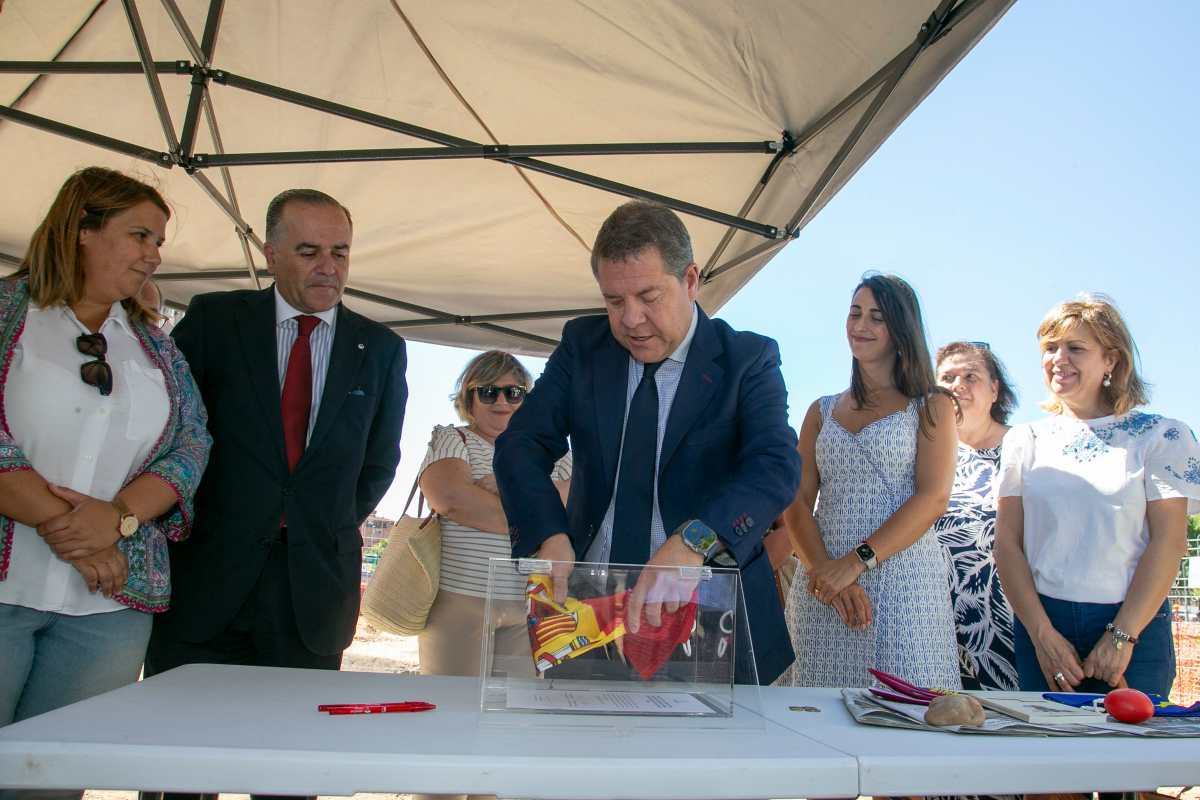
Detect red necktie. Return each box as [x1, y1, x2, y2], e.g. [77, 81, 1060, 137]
[281, 315, 319, 472]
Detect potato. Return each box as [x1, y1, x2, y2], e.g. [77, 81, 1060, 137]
[924, 694, 986, 728]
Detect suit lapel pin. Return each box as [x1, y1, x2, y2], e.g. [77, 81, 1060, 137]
[357, 343, 365, 350]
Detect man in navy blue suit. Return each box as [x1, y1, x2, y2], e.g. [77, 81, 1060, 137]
[494, 201, 800, 685]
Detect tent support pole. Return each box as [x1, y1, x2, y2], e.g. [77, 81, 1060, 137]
[705, 0, 968, 283]
[175, 0, 225, 160]
[0, 104, 171, 165]
[121, 0, 182, 157]
[192, 139, 776, 168]
[0, 61, 182, 74]
[211, 70, 783, 240]
[702, 0, 983, 281]
[159, 0, 207, 65]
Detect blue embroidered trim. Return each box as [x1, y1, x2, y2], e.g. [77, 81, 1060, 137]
[1165, 457, 1200, 486]
[1061, 412, 1163, 463]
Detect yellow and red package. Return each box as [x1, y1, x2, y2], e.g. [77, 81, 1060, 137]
[525, 573, 699, 680]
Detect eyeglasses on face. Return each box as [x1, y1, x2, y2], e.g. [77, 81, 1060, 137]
[474, 384, 527, 405]
[76, 332, 113, 396]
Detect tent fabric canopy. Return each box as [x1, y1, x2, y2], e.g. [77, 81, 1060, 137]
[0, 0, 1012, 355]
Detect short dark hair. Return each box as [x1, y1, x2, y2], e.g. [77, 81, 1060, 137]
[935, 341, 1019, 424]
[590, 201, 693, 278]
[265, 188, 352, 243]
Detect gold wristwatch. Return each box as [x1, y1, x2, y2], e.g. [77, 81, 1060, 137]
[112, 496, 139, 538]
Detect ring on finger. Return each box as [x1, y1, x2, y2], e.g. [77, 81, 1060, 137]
[1053, 671, 1066, 684]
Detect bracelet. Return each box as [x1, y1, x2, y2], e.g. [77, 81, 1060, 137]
[1105, 622, 1138, 651]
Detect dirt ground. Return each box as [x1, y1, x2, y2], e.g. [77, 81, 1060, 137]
[79, 619, 1200, 800]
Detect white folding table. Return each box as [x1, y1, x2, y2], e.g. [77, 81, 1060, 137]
[0, 664, 856, 799]
[761, 687, 1200, 796]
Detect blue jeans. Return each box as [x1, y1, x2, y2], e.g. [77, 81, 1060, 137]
[1013, 593, 1176, 697]
[0, 603, 152, 800]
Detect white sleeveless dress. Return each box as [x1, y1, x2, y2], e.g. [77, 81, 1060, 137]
[777, 394, 961, 689]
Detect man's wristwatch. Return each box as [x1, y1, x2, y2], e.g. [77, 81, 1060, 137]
[677, 519, 721, 561]
[854, 541, 878, 570]
[112, 497, 139, 539]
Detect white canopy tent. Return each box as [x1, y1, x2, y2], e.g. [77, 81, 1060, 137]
[0, 0, 1013, 354]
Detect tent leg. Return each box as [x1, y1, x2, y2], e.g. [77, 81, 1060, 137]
[121, 0, 181, 157]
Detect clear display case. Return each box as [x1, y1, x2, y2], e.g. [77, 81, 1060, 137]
[480, 558, 756, 719]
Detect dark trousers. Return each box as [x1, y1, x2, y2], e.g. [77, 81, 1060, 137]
[1013, 593, 1176, 696]
[142, 543, 341, 800]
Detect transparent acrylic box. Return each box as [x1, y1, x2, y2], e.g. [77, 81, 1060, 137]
[480, 558, 756, 719]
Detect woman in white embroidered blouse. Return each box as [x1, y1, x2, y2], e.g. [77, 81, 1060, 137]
[995, 295, 1199, 697]
[417, 351, 571, 687]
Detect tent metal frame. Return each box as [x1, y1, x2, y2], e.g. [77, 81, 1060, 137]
[0, 0, 983, 349]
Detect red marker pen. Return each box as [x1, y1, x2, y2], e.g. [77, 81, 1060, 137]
[318, 701, 436, 715]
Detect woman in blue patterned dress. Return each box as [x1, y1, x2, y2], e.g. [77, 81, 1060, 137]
[934, 341, 1019, 691]
[996, 295, 1199, 696]
[778, 273, 960, 689]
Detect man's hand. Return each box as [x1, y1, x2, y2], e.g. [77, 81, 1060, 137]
[38, 485, 121, 560]
[71, 544, 129, 598]
[535, 533, 576, 603]
[626, 534, 703, 634]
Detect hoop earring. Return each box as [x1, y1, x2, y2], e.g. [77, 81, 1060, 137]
[1103, 372, 1112, 388]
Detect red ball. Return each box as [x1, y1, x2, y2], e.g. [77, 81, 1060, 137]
[1105, 688, 1155, 724]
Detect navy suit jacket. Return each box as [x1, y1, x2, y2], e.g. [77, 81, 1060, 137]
[162, 287, 408, 655]
[494, 309, 800, 684]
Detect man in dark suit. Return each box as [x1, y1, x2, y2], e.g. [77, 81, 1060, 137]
[146, 189, 407, 677]
[494, 201, 800, 685]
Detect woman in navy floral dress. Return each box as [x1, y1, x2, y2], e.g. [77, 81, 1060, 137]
[934, 342, 1019, 690]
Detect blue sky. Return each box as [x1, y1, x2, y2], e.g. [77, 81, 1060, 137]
[375, 3, 1199, 519]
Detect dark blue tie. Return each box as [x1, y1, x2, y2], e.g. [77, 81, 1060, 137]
[610, 360, 663, 565]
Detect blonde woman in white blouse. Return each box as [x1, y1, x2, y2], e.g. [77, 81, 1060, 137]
[995, 296, 1198, 696]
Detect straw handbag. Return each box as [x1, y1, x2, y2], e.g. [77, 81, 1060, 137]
[361, 476, 443, 636]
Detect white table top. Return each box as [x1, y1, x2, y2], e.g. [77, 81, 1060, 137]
[4, 665, 1199, 797]
[761, 687, 1200, 796]
[0, 664, 857, 798]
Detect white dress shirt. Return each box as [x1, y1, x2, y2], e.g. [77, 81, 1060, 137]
[274, 289, 337, 441]
[0, 302, 169, 614]
[586, 305, 699, 563]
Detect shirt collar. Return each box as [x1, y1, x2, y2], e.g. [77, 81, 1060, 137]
[667, 303, 699, 365]
[63, 300, 134, 338]
[274, 287, 337, 328]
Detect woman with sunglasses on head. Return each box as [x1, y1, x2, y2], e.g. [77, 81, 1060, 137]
[995, 296, 1197, 697]
[417, 351, 572, 686]
[933, 341, 1019, 691]
[0, 168, 210, 750]
[778, 273, 960, 689]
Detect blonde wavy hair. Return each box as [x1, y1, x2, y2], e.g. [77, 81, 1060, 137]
[1037, 294, 1149, 416]
[451, 350, 533, 423]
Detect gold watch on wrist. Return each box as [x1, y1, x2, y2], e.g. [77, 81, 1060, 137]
[112, 496, 139, 538]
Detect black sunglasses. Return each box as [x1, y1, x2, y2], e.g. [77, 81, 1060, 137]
[76, 332, 113, 396]
[474, 384, 526, 405]
[966, 340, 991, 351]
